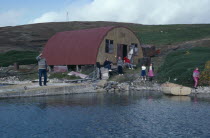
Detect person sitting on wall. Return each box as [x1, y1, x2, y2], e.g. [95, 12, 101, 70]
[123, 56, 134, 70]
[103, 58, 112, 71]
[36, 53, 48, 86]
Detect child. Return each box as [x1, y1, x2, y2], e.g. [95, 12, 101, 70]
[148, 63, 154, 81]
[141, 64, 146, 80]
[193, 67, 200, 89]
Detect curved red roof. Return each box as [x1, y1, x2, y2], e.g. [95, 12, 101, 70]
[43, 26, 118, 65]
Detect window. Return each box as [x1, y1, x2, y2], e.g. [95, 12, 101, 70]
[130, 43, 138, 56]
[105, 39, 114, 53]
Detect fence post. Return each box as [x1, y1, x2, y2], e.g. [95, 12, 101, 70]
[14, 62, 19, 70]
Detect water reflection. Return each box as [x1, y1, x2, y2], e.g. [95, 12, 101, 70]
[0, 91, 164, 108]
[163, 95, 191, 102]
[1, 91, 210, 108]
[0, 91, 210, 137]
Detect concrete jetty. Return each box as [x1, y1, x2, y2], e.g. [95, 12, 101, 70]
[0, 80, 209, 99]
[0, 82, 101, 98]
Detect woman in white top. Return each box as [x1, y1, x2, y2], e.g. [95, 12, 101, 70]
[141, 64, 147, 80]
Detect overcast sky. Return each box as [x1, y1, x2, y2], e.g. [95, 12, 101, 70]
[1, 0, 210, 27]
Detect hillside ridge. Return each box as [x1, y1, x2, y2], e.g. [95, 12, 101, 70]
[0, 21, 210, 53]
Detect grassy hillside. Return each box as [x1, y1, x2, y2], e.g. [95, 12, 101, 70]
[130, 24, 210, 45]
[156, 47, 210, 86]
[1, 22, 210, 53]
[0, 22, 210, 69]
[0, 51, 39, 67]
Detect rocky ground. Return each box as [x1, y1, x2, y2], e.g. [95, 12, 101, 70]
[1, 74, 210, 98]
[192, 86, 210, 94]
[95, 78, 210, 94]
[1, 63, 209, 97]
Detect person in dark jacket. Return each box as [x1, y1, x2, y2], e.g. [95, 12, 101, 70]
[36, 53, 47, 86]
[117, 56, 124, 75]
[103, 58, 112, 71]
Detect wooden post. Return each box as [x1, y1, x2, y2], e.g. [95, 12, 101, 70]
[14, 62, 19, 70]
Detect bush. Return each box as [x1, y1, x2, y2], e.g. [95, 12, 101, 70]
[109, 74, 137, 83]
[200, 61, 210, 86]
[157, 47, 210, 86]
[0, 50, 39, 67]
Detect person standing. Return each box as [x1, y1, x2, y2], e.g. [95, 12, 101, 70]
[117, 56, 124, 75]
[193, 67, 200, 89]
[141, 64, 147, 80]
[148, 63, 154, 81]
[96, 62, 101, 80]
[36, 53, 47, 86]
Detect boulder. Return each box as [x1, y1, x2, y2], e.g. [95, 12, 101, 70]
[161, 82, 191, 95]
[118, 83, 130, 91]
[100, 67, 109, 80]
[97, 80, 107, 88]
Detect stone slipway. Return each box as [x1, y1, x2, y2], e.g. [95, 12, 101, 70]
[0, 83, 103, 98]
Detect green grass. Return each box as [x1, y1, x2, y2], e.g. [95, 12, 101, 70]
[108, 68, 140, 82]
[157, 47, 210, 86]
[129, 24, 210, 45]
[0, 50, 39, 67]
[49, 72, 81, 80]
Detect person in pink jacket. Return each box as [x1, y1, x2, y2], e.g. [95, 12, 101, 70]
[193, 67, 200, 89]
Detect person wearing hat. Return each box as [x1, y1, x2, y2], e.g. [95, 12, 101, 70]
[36, 53, 48, 86]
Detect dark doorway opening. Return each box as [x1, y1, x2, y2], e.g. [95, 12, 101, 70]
[123, 45, 127, 58]
[117, 44, 128, 60]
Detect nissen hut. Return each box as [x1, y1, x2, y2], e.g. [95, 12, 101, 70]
[43, 26, 143, 67]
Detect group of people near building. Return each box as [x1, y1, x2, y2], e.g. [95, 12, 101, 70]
[103, 56, 134, 76]
[103, 57, 155, 80]
[36, 53, 200, 89]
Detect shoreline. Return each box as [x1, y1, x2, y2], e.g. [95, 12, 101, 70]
[0, 80, 210, 99]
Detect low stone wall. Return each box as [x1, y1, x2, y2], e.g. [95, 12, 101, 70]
[97, 79, 162, 92]
[0, 83, 101, 98]
[0, 79, 209, 99]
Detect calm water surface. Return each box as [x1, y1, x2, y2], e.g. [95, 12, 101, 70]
[0, 91, 210, 138]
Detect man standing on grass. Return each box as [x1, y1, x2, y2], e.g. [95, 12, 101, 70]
[36, 53, 47, 86]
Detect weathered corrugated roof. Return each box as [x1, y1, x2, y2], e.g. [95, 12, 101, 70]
[43, 26, 116, 65]
[44, 26, 133, 65]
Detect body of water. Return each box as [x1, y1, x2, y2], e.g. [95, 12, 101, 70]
[0, 91, 210, 137]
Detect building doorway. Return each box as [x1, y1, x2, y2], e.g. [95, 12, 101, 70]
[117, 44, 127, 59]
[123, 45, 127, 58]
